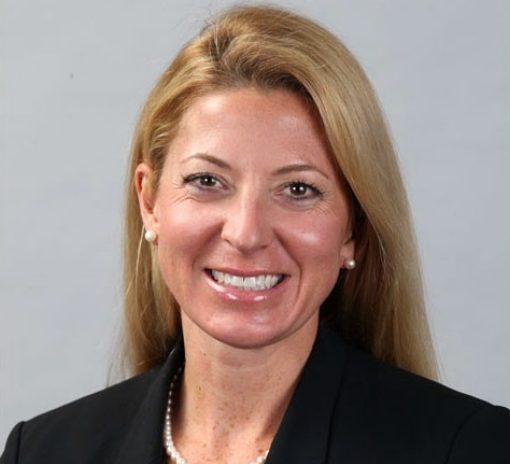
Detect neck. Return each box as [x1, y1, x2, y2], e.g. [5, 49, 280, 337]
[172, 315, 318, 462]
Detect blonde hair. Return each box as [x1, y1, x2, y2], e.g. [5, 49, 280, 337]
[122, 5, 437, 379]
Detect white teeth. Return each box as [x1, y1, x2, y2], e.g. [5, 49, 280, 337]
[244, 277, 256, 290]
[232, 275, 243, 287]
[211, 270, 283, 291]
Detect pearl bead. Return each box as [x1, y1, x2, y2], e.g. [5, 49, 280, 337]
[144, 229, 156, 242]
[163, 365, 269, 464]
[345, 258, 356, 270]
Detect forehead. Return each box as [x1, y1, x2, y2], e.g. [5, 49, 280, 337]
[168, 88, 335, 170]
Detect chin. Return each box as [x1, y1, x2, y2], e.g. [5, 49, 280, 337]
[202, 314, 318, 351]
[206, 325, 284, 350]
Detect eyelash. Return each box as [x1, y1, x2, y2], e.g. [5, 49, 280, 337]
[283, 180, 324, 200]
[182, 172, 224, 190]
[182, 173, 324, 200]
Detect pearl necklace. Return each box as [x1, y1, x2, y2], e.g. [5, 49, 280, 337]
[164, 367, 270, 464]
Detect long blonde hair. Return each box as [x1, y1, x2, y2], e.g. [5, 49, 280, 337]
[122, 5, 437, 379]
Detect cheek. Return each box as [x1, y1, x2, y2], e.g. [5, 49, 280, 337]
[155, 201, 219, 274]
[282, 214, 346, 261]
[280, 213, 346, 293]
[279, 215, 344, 309]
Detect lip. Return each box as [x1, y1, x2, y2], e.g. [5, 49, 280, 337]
[204, 268, 289, 303]
[207, 267, 284, 278]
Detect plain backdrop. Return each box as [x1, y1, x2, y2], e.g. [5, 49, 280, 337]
[1, 0, 509, 445]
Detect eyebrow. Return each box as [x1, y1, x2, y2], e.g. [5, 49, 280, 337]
[180, 153, 232, 169]
[181, 153, 330, 180]
[273, 163, 330, 180]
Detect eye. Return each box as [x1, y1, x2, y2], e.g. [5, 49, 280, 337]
[182, 172, 225, 192]
[283, 181, 323, 200]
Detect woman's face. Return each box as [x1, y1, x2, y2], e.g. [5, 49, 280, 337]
[136, 88, 354, 349]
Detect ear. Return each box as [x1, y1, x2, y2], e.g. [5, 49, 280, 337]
[134, 162, 159, 237]
[339, 234, 356, 269]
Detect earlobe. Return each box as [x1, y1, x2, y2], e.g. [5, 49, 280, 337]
[135, 163, 158, 235]
[339, 235, 356, 269]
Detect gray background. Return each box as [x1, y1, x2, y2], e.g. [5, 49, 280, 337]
[1, 0, 509, 445]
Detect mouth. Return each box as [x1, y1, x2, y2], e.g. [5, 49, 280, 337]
[207, 269, 286, 291]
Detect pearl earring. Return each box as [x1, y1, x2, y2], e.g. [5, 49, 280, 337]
[345, 258, 356, 270]
[144, 229, 156, 243]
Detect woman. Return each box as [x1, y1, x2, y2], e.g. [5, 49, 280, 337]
[2, 5, 508, 464]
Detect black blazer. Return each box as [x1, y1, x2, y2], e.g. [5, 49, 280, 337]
[2, 326, 509, 463]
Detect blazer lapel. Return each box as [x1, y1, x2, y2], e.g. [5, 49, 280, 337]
[266, 326, 347, 464]
[113, 326, 346, 464]
[114, 342, 184, 464]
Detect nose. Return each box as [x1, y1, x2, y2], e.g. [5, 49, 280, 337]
[221, 193, 274, 254]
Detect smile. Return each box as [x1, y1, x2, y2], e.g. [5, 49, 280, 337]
[209, 270, 285, 291]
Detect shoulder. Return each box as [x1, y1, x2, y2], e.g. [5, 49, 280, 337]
[0, 367, 161, 464]
[342, 342, 485, 414]
[26, 366, 160, 434]
[330, 341, 510, 463]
